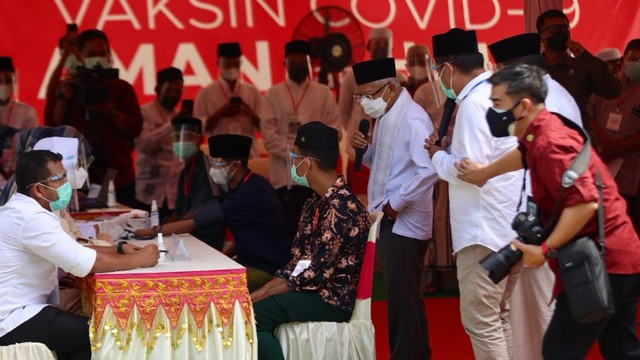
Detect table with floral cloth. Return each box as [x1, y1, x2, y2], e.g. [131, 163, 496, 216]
[80, 235, 256, 359]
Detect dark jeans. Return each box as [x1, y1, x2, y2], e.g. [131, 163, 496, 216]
[622, 193, 639, 234]
[543, 273, 640, 359]
[254, 292, 351, 360]
[0, 305, 90, 360]
[378, 217, 431, 360]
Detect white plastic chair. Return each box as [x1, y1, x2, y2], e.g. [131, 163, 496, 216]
[275, 211, 383, 360]
[0, 342, 56, 360]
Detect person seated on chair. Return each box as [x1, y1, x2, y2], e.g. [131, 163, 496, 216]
[250, 121, 371, 360]
[170, 115, 225, 250]
[135, 134, 291, 292]
[0, 150, 159, 359]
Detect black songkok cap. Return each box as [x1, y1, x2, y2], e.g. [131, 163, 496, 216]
[171, 116, 202, 134]
[156, 67, 183, 85]
[0, 57, 15, 72]
[624, 39, 640, 55]
[208, 134, 252, 160]
[432, 28, 479, 59]
[285, 40, 311, 57]
[489, 33, 541, 64]
[295, 122, 338, 150]
[352, 58, 396, 85]
[217, 42, 242, 58]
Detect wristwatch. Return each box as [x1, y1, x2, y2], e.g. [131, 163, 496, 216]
[540, 242, 557, 259]
[117, 241, 128, 255]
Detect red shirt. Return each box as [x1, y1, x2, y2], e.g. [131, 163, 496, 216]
[518, 109, 640, 295]
[44, 78, 143, 188]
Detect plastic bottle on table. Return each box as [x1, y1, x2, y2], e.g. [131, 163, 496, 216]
[150, 200, 159, 228]
[107, 180, 116, 207]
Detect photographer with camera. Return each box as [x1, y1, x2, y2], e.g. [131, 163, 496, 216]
[44, 29, 143, 208]
[486, 64, 640, 359]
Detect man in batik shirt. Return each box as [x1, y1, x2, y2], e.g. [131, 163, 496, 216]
[251, 121, 371, 360]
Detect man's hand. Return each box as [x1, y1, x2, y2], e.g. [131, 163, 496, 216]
[134, 244, 160, 267]
[383, 202, 398, 221]
[511, 240, 546, 268]
[423, 130, 450, 158]
[250, 287, 269, 303]
[567, 39, 585, 57]
[351, 130, 368, 150]
[455, 158, 490, 187]
[122, 243, 142, 255]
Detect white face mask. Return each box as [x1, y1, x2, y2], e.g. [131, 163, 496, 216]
[220, 68, 239, 81]
[0, 84, 13, 102]
[359, 85, 390, 118]
[623, 61, 640, 81]
[84, 56, 112, 69]
[64, 55, 82, 75]
[209, 163, 236, 193]
[408, 66, 428, 82]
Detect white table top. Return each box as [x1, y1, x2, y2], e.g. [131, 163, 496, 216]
[98, 234, 244, 276]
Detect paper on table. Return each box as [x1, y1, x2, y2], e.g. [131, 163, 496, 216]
[607, 158, 623, 178]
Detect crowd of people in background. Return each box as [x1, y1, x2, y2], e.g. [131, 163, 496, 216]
[0, 7, 639, 360]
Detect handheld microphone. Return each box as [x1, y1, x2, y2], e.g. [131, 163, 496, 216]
[353, 119, 370, 172]
[436, 98, 456, 146]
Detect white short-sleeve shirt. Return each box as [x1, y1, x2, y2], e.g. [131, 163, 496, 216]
[0, 193, 96, 337]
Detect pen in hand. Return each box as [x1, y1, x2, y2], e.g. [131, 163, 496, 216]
[133, 248, 169, 253]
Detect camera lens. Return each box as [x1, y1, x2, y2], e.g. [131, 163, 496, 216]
[480, 242, 523, 284]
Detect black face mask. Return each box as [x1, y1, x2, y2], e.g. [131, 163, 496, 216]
[546, 31, 569, 53]
[287, 65, 309, 84]
[159, 96, 180, 111]
[371, 46, 389, 60]
[486, 101, 521, 138]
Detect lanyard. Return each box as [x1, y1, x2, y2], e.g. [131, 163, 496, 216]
[183, 156, 197, 197]
[285, 80, 311, 116]
[616, 83, 640, 110]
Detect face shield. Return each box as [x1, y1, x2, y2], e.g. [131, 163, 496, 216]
[426, 55, 444, 109]
[172, 123, 201, 160]
[33, 136, 91, 212]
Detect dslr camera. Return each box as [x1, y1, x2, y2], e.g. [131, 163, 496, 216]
[74, 64, 119, 106]
[480, 212, 547, 284]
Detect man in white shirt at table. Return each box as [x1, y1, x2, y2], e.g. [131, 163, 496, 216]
[0, 150, 160, 359]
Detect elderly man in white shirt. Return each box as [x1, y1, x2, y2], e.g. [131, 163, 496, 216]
[351, 57, 438, 360]
[0, 150, 159, 359]
[424, 29, 523, 360]
[194, 42, 262, 158]
[136, 67, 185, 217]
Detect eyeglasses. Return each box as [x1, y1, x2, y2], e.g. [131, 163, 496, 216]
[26, 172, 67, 188]
[353, 82, 390, 103]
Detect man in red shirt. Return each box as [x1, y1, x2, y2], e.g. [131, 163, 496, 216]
[486, 64, 640, 359]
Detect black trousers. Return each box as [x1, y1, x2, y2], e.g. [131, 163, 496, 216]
[378, 217, 431, 360]
[0, 306, 91, 360]
[543, 273, 640, 359]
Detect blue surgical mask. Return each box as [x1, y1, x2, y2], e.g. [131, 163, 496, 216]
[173, 142, 197, 160]
[290, 158, 310, 188]
[40, 181, 73, 211]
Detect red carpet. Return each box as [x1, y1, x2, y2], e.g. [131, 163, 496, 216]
[371, 298, 610, 360]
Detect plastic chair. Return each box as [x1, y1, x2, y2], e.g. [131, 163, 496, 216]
[275, 211, 383, 360]
[0, 342, 56, 360]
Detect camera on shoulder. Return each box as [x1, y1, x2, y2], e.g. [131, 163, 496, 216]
[480, 212, 547, 284]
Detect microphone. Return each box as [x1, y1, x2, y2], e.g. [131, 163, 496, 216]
[354, 119, 370, 172]
[436, 98, 456, 146]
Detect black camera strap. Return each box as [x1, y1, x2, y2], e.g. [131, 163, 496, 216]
[546, 113, 605, 255]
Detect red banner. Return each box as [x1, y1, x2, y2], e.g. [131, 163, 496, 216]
[1, 0, 638, 121]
